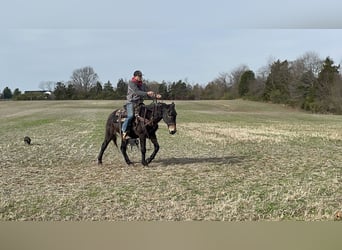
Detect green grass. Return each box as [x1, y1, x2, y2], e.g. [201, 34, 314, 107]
[0, 99, 341, 221]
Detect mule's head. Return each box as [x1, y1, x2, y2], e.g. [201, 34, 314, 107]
[162, 102, 177, 134]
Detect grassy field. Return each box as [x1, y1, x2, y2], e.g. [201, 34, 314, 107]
[0, 99, 341, 221]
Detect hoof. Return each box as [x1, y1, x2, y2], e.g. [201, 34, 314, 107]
[97, 160, 102, 165]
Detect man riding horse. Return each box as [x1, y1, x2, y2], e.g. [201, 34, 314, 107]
[97, 70, 177, 166]
[121, 70, 161, 140]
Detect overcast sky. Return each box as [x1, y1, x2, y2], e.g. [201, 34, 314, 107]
[1, 0, 342, 91]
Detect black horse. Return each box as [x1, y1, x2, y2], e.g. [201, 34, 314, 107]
[97, 101, 177, 166]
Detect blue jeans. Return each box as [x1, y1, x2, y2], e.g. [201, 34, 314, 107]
[121, 102, 134, 133]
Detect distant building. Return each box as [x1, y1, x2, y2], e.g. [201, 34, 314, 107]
[24, 90, 46, 95]
[24, 90, 53, 100]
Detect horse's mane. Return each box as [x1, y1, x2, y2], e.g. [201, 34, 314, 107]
[144, 101, 165, 111]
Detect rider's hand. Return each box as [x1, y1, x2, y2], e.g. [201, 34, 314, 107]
[147, 91, 154, 97]
[147, 91, 162, 99]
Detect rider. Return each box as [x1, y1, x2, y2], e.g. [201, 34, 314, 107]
[121, 70, 161, 140]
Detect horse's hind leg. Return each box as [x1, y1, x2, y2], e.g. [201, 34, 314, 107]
[97, 138, 111, 164]
[120, 140, 133, 165]
[98, 128, 117, 165]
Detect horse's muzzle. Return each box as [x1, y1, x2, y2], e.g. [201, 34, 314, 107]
[168, 124, 177, 134]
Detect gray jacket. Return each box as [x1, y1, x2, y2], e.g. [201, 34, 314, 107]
[126, 80, 148, 104]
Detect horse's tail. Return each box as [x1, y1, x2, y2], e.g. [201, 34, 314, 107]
[107, 109, 121, 148]
[113, 132, 118, 148]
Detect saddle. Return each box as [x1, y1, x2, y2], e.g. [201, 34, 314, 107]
[116, 109, 127, 123]
[116, 103, 146, 123]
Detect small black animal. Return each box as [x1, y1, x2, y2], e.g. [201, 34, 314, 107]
[24, 136, 31, 145]
[127, 138, 139, 151]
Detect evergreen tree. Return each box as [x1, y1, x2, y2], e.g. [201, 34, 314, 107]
[2, 87, 13, 99]
[263, 60, 292, 103]
[103, 81, 114, 99]
[169, 80, 189, 100]
[298, 71, 317, 111]
[191, 84, 204, 100]
[239, 70, 255, 97]
[67, 83, 77, 99]
[12, 88, 21, 100]
[315, 57, 341, 112]
[115, 79, 127, 99]
[89, 81, 103, 99]
[158, 81, 169, 99]
[316, 57, 340, 99]
[54, 82, 68, 100]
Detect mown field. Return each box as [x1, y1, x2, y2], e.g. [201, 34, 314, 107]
[0, 99, 341, 221]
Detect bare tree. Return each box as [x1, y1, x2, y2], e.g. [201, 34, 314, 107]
[39, 81, 56, 91]
[227, 64, 249, 98]
[296, 51, 323, 76]
[214, 72, 231, 87]
[229, 64, 249, 87]
[70, 66, 99, 92]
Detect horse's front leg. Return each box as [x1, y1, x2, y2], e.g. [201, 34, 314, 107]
[120, 140, 133, 165]
[146, 135, 159, 164]
[139, 137, 148, 166]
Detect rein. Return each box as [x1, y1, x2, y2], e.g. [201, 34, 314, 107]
[136, 102, 161, 134]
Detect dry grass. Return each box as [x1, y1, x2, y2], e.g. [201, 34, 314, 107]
[0, 100, 341, 221]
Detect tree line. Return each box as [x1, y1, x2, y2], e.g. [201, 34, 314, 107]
[1, 52, 342, 114]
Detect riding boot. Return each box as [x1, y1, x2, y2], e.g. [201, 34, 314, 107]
[122, 132, 130, 140]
